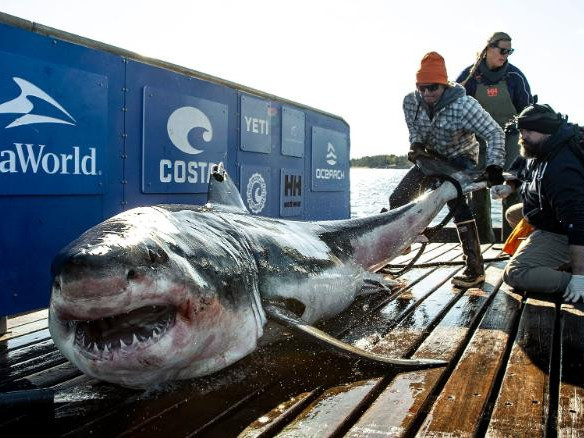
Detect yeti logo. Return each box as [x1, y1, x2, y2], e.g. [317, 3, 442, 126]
[166, 106, 213, 155]
[0, 77, 76, 129]
[246, 172, 267, 214]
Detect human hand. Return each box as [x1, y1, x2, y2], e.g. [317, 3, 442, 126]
[563, 274, 584, 303]
[407, 142, 427, 163]
[485, 165, 504, 187]
[490, 184, 513, 200]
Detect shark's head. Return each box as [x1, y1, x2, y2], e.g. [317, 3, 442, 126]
[49, 206, 265, 388]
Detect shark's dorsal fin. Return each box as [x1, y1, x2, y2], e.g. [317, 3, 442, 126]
[263, 303, 447, 369]
[206, 163, 249, 213]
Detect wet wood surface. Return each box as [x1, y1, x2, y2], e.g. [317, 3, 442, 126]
[1, 243, 583, 437]
[558, 303, 584, 436]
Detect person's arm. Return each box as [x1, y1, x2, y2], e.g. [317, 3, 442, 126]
[546, 160, 584, 270]
[456, 66, 474, 94]
[547, 158, 584, 302]
[570, 245, 584, 275]
[508, 66, 533, 112]
[563, 245, 584, 302]
[403, 93, 424, 144]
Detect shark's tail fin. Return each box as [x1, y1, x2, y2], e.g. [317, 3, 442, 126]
[414, 155, 487, 196]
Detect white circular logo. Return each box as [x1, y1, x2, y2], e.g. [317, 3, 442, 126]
[246, 173, 267, 214]
[166, 106, 213, 155]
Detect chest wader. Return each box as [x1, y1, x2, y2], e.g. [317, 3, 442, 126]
[471, 80, 518, 243]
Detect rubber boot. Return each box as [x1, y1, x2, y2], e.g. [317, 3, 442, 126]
[452, 219, 486, 287]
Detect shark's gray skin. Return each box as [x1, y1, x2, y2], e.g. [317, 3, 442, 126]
[49, 158, 486, 388]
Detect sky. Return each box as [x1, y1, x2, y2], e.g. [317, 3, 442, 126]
[2, 0, 583, 159]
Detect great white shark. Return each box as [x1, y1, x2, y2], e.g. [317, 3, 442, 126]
[49, 158, 488, 388]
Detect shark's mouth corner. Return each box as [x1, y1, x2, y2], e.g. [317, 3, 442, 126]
[63, 305, 177, 360]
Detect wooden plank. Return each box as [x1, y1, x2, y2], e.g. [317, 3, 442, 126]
[346, 263, 508, 437]
[7, 309, 48, 329]
[342, 264, 461, 345]
[416, 284, 523, 436]
[320, 243, 463, 339]
[1, 328, 52, 352]
[486, 297, 555, 437]
[276, 379, 381, 437]
[0, 339, 56, 372]
[558, 303, 584, 436]
[12, 361, 82, 388]
[237, 389, 319, 438]
[0, 350, 67, 387]
[386, 242, 449, 267]
[0, 319, 48, 341]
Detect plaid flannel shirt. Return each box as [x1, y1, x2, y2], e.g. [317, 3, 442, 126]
[403, 88, 505, 168]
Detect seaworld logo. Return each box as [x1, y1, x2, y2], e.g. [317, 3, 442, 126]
[159, 105, 216, 184]
[0, 77, 99, 177]
[0, 77, 76, 128]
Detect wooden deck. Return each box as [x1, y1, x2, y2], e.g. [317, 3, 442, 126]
[1, 243, 583, 437]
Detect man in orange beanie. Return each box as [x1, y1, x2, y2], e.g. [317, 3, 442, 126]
[389, 51, 506, 288]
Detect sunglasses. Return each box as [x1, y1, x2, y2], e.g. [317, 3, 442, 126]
[490, 45, 514, 56]
[418, 84, 441, 93]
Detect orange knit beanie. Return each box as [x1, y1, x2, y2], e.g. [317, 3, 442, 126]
[416, 52, 448, 85]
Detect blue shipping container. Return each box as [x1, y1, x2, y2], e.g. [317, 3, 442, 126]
[0, 12, 350, 317]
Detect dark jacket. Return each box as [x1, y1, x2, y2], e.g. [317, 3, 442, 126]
[520, 123, 584, 245]
[457, 61, 532, 113]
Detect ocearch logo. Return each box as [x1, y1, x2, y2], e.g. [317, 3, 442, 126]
[315, 141, 344, 181]
[166, 106, 213, 155]
[326, 142, 337, 166]
[0, 77, 76, 128]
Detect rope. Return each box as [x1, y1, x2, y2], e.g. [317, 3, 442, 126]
[379, 255, 510, 274]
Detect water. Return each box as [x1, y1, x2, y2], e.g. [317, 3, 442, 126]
[349, 167, 502, 226]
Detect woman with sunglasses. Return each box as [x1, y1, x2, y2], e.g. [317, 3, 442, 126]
[457, 32, 533, 243]
[390, 51, 505, 288]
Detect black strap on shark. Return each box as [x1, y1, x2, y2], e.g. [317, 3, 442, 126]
[263, 303, 447, 369]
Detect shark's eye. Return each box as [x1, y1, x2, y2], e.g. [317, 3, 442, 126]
[127, 269, 138, 281]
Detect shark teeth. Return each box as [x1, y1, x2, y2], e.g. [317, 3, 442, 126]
[71, 305, 176, 359]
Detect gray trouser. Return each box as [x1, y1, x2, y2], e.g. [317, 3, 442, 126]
[504, 229, 572, 293]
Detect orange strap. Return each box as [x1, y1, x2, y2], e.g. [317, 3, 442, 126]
[502, 218, 534, 255]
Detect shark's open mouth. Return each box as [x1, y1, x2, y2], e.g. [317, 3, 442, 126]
[71, 305, 176, 356]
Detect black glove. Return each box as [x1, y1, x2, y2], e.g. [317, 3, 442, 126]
[485, 165, 504, 187]
[407, 142, 426, 163]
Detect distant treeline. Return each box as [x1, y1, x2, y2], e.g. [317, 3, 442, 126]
[350, 154, 412, 168]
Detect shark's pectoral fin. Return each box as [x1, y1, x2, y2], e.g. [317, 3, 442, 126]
[263, 303, 447, 369]
[361, 272, 401, 295]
